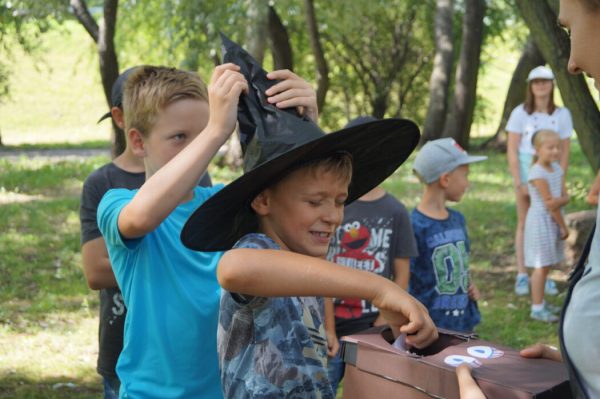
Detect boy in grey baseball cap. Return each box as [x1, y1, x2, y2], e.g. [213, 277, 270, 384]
[408, 137, 487, 334]
[412, 137, 487, 184]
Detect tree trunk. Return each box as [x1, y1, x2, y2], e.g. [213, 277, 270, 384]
[304, 0, 329, 112]
[245, 0, 269, 64]
[72, 0, 122, 158]
[441, 0, 486, 149]
[70, 0, 99, 41]
[99, 0, 122, 157]
[481, 36, 544, 150]
[422, 0, 454, 145]
[268, 6, 293, 71]
[516, 0, 600, 170]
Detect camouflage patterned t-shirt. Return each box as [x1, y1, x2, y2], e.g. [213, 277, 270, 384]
[217, 233, 334, 398]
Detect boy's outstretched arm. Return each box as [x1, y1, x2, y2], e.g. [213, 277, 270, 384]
[218, 249, 438, 348]
[118, 64, 248, 239]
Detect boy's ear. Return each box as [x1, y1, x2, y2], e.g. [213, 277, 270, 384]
[438, 172, 450, 188]
[110, 107, 125, 130]
[250, 191, 271, 216]
[128, 129, 146, 158]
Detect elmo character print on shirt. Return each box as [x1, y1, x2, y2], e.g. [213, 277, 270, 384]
[328, 218, 395, 320]
[333, 221, 382, 272]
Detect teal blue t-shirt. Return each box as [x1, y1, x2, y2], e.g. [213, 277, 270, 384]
[98, 185, 224, 399]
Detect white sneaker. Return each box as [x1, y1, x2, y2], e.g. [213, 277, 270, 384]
[530, 308, 559, 323]
[515, 274, 529, 296]
[545, 279, 559, 296]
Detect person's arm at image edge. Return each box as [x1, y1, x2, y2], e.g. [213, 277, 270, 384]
[218, 248, 438, 348]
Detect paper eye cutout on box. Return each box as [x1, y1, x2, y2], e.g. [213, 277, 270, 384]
[467, 346, 504, 359]
[444, 355, 482, 368]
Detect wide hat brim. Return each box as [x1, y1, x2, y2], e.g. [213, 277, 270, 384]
[181, 118, 419, 252]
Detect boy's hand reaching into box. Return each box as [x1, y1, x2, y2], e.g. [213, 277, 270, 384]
[374, 281, 438, 349]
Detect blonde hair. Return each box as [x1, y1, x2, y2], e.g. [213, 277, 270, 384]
[531, 129, 560, 163]
[264, 152, 354, 194]
[297, 152, 354, 187]
[123, 66, 208, 136]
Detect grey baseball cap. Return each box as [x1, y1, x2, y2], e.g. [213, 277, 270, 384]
[97, 66, 139, 123]
[413, 138, 487, 183]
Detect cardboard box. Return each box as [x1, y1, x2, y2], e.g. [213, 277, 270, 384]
[341, 327, 571, 399]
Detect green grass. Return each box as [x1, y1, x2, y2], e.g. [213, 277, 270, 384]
[1, 140, 595, 398]
[0, 141, 110, 152]
[0, 155, 107, 398]
[0, 21, 112, 146]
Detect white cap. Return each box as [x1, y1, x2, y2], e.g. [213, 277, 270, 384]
[527, 66, 555, 82]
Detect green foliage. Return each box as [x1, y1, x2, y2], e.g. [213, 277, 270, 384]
[0, 1, 69, 101]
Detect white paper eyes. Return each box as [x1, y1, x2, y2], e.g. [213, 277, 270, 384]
[467, 346, 504, 359]
[444, 355, 482, 368]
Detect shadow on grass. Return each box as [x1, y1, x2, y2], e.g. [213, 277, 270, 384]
[0, 197, 96, 329]
[0, 372, 101, 399]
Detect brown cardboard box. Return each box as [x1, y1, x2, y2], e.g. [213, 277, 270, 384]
[341, 327, 571, 399]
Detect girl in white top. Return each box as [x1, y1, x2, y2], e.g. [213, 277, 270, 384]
[524, 130, 569, 322]
[506, 65, 573, 297]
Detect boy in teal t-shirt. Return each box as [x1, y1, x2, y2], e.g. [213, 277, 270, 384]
[97, 64, 316, 398]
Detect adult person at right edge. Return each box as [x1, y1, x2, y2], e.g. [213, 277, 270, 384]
[506, 65, 573, 297]
[458, 1, 600, 398]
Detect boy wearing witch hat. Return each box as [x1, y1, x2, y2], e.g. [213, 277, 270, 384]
[181, 36, 437, 398]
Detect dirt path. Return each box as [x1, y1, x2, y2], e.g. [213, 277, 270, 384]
[0, 148, 110, 161]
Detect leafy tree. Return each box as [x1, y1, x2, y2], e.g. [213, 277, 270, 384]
[422, 0, 454, 144]
[318, 0, 434, 123]
[0, 0, 68, 145]
[441, 0, 486, 148]
[71, 0, 123, 156]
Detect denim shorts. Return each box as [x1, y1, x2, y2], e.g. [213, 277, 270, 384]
[518, 152, 534, 184]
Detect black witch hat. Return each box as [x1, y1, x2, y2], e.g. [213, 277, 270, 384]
[181, 34, 420, 252]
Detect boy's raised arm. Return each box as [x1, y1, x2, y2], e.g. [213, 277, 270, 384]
[118, 64, 248, 239]
[218, 248, 438, 348]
